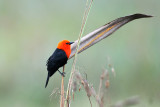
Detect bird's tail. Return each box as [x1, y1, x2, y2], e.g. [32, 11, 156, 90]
[45, 73, 50, 88]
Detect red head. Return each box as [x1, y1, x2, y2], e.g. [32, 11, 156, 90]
[57, 40, 74, 58]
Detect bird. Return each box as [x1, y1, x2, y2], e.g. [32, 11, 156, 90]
[45, 40, 74, 88]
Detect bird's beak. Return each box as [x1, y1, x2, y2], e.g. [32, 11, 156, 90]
[69, 42, 74, 45]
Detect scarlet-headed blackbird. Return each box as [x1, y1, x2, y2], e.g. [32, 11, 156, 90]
[45, 40, 74, 88]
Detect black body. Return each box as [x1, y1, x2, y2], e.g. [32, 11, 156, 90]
[45, 48, 68, 88]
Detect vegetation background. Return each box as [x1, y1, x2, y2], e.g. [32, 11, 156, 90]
[0, 0, 159, 107]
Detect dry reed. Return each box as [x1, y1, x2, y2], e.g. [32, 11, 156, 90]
[49, 1, 152, 106]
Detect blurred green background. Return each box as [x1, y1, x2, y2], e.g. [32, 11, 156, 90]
[0, 0, 159, 107]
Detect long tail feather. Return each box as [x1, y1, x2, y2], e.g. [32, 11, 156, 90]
[45, 73, 50, 88]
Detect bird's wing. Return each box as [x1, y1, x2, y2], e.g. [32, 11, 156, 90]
[47, 49, 68, 67]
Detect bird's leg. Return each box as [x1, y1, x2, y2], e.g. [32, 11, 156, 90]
[58, 69, 65, 77]
[63, 65, 65, 73]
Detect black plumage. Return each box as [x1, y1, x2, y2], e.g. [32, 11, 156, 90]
[45, 48, 68, 88]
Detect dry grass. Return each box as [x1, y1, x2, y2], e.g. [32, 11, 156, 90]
[50, 63, 140, 107]
[111, 96, 140, 107]
[49, 1, 152, 106]
[73, 62, 113, 107]
[60, 66, 65, 107]
[64, 0, 93, 107]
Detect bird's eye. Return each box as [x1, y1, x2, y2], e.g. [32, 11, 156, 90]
[66, 43, 69, 45]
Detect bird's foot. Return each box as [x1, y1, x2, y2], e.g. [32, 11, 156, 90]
[58, 70, 66, 77]
[60, 72, 66, 77]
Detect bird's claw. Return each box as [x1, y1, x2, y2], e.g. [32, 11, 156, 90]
[61, 72, 66, 77]
[58, 70, 66, 77]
